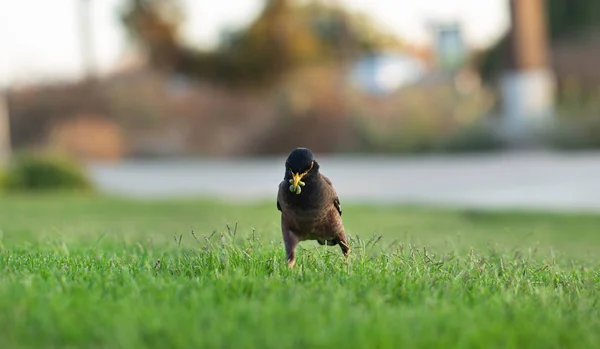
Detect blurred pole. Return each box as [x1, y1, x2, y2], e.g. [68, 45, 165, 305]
[0, 89, 11, 165]
[79, 0, 96, 81]
[0, 16, 12, 165]
[500, 0, 555, 147]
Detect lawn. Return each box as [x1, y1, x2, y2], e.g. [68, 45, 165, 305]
[0, 195, 599, 348]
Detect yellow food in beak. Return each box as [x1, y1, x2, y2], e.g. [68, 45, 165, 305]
[289, 172, 306, 194]
[288, 161, 313, 195]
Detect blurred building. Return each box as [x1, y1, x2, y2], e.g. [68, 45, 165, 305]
[349, 51, 427, 95]
[430, 21, 467, 71]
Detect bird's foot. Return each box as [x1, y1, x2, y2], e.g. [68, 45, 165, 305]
[287, 258, 296, 269]
[339, 240, 351, 259]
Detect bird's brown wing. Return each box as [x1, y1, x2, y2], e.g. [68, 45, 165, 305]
[334, 197, 342, 216]
[322, 175, 342, 216]
[277, 180, 285, 212]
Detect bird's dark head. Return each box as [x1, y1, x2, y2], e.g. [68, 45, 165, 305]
[284, 147, 320, 194]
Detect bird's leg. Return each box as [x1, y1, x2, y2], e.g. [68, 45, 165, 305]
[282, 229, 299, 268]
[337, 231, 351, 260]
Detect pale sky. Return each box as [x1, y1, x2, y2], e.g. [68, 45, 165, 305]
[0, 0, 509, 86]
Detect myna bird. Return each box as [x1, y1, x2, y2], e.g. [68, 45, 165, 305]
[276, 147, 350, 268]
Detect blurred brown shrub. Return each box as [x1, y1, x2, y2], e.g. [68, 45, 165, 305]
[347, 71, 498, 153]
[47, 116, 126, 161]
[246, 65, 358, 154]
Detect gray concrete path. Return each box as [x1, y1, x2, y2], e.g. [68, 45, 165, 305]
[87, 151, 600, 212]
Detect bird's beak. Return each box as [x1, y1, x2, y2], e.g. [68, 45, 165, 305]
[292, 172, 304, 191]
[289, 161, 313, 194]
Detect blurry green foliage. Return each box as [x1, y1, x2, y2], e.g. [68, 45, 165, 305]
[550, 117, 600, 150]
[0, 170, 4, 193]
[2, 153, 94, 193]
[548, 86, 600, 150]
[546, 0, 600, 39]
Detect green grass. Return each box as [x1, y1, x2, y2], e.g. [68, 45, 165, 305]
[0, 195, 599, 348]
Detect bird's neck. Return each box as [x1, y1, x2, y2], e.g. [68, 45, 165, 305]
[284, 173, 322, 209]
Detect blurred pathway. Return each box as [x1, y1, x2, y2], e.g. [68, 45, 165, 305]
[87, 151, 600, 212]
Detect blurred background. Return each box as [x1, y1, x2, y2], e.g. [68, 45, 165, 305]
[1, 0, 599, 210]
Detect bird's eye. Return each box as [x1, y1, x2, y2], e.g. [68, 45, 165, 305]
[305, 161, 314, 173]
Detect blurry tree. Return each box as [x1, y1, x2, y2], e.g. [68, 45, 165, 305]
[121, 0, 185, 71]
[120, 0, 404, 87]
[204, 0, 303, 86]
